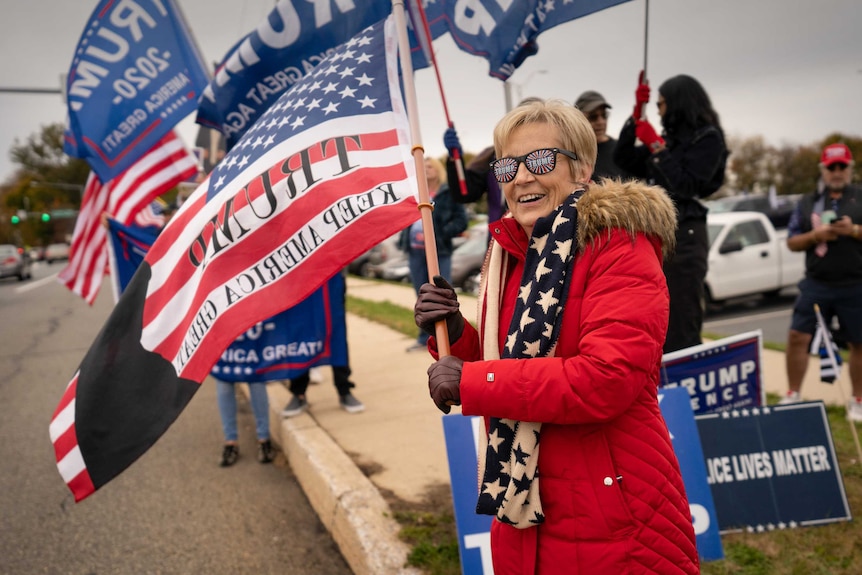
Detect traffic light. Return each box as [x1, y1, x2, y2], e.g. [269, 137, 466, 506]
[41, 212, 51, 222]
[11, 215, 20, 225]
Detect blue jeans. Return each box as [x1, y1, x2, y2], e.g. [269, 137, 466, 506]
[216, 380, 270, 442]
[409, 248, 452, 345]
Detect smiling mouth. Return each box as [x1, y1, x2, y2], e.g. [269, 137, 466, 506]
[518, 194, 544, 204]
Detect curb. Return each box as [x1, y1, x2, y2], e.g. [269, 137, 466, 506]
[261, 382, 421, 575]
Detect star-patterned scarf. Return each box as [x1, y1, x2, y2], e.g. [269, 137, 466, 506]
[475, 190, 583, 529]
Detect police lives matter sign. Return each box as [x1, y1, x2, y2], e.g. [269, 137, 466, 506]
[697, 401, 851, 533]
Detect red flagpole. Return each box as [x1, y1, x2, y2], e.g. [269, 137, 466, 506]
[409, 0, 469, 197]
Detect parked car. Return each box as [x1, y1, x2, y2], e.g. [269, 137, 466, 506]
[706, 193, 799, 229]
[28, 246, 45, 261]
[348, 247, 376, 277]
[0, 244, 32, 281]
[450, 227, 489, 295]
[367, 234, 410, 282]
[349, 233, 402, 278]
[45, 243, 70, 264]
[704, 211, 804, 309]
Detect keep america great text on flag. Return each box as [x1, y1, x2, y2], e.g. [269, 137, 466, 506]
[141, 15, 420, 380]
[50, 15, 420, 502]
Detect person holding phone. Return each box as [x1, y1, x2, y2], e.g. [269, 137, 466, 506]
[780, 143, 862, 422]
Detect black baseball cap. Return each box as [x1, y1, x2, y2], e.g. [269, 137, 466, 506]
[574, 91, 611, 114]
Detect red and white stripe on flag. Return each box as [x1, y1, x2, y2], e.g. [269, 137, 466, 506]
[48, 371, 95, 502]
[58, 132, 197, 304]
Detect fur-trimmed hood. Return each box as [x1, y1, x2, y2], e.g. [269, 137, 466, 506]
[577, 179, 678, 257]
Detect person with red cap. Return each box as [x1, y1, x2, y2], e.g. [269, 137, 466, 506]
[779, 143, 862, 421]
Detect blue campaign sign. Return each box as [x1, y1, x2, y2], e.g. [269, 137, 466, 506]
[441, 415, 493, 575]
[661, 331, 765, 415]
[658, 387, 724, 562]
[210, 272, 349, 383]
[697, 401, 851, 533]
[65, 0, 209, 181]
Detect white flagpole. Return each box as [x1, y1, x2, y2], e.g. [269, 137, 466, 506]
[391, 0, 451, 356]
[815, 304, 862, 463]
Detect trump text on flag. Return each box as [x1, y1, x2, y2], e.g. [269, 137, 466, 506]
[65, 0, 208, 181]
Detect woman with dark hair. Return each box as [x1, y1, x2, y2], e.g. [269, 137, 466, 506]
[614, 74, 728, 353]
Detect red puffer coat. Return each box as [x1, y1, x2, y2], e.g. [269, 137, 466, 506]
[443, 182, 699, 574]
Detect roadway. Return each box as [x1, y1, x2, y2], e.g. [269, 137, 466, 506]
[703, 287, 799, 347]
[0, 261, 352, 575]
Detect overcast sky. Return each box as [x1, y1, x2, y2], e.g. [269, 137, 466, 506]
[1, 0, 860, 183]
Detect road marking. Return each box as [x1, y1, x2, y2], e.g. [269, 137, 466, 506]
[15, 273, 59, 294]
[705, 308, 791, 328]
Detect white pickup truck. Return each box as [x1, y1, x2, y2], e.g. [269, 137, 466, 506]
[704, 211, 805, 307]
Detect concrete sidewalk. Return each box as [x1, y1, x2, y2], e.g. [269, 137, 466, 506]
[261, 276, 853, 575]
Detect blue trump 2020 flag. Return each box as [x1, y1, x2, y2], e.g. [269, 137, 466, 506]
[64, 0, 209, 182]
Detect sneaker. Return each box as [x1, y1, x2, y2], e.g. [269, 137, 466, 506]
[257, 439, 275, 463]
[219, 444, 239, 467]
[406, 342, 427, 353]
[778, 390, 802, 405]
[339, 393, 365, 414]
[847, 397, 862, 422]
[281, 395, 308, 418]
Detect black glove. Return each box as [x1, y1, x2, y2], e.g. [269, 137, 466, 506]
[428, 355, 464, 414]
[414, 275, 465, 343]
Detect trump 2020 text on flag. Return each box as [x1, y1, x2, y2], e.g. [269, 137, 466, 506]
[64, 0, 209, 182]
[50, 15, 420, 502]
[59, 132, 197, 305]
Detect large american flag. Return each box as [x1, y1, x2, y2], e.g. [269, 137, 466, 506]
[50, 15, 420, 502]
[58, 132, 197, 305]
[140, 15, 419, 381]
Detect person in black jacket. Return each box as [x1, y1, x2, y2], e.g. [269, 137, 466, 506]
[573, 90, 629, 181]
[614, 74, 728, 353]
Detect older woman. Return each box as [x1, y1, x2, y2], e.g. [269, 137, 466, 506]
[415, 100, 698, 574]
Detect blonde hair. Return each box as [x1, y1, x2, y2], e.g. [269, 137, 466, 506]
[425, 156, 447, 185]
[493, 99, 596, 179]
